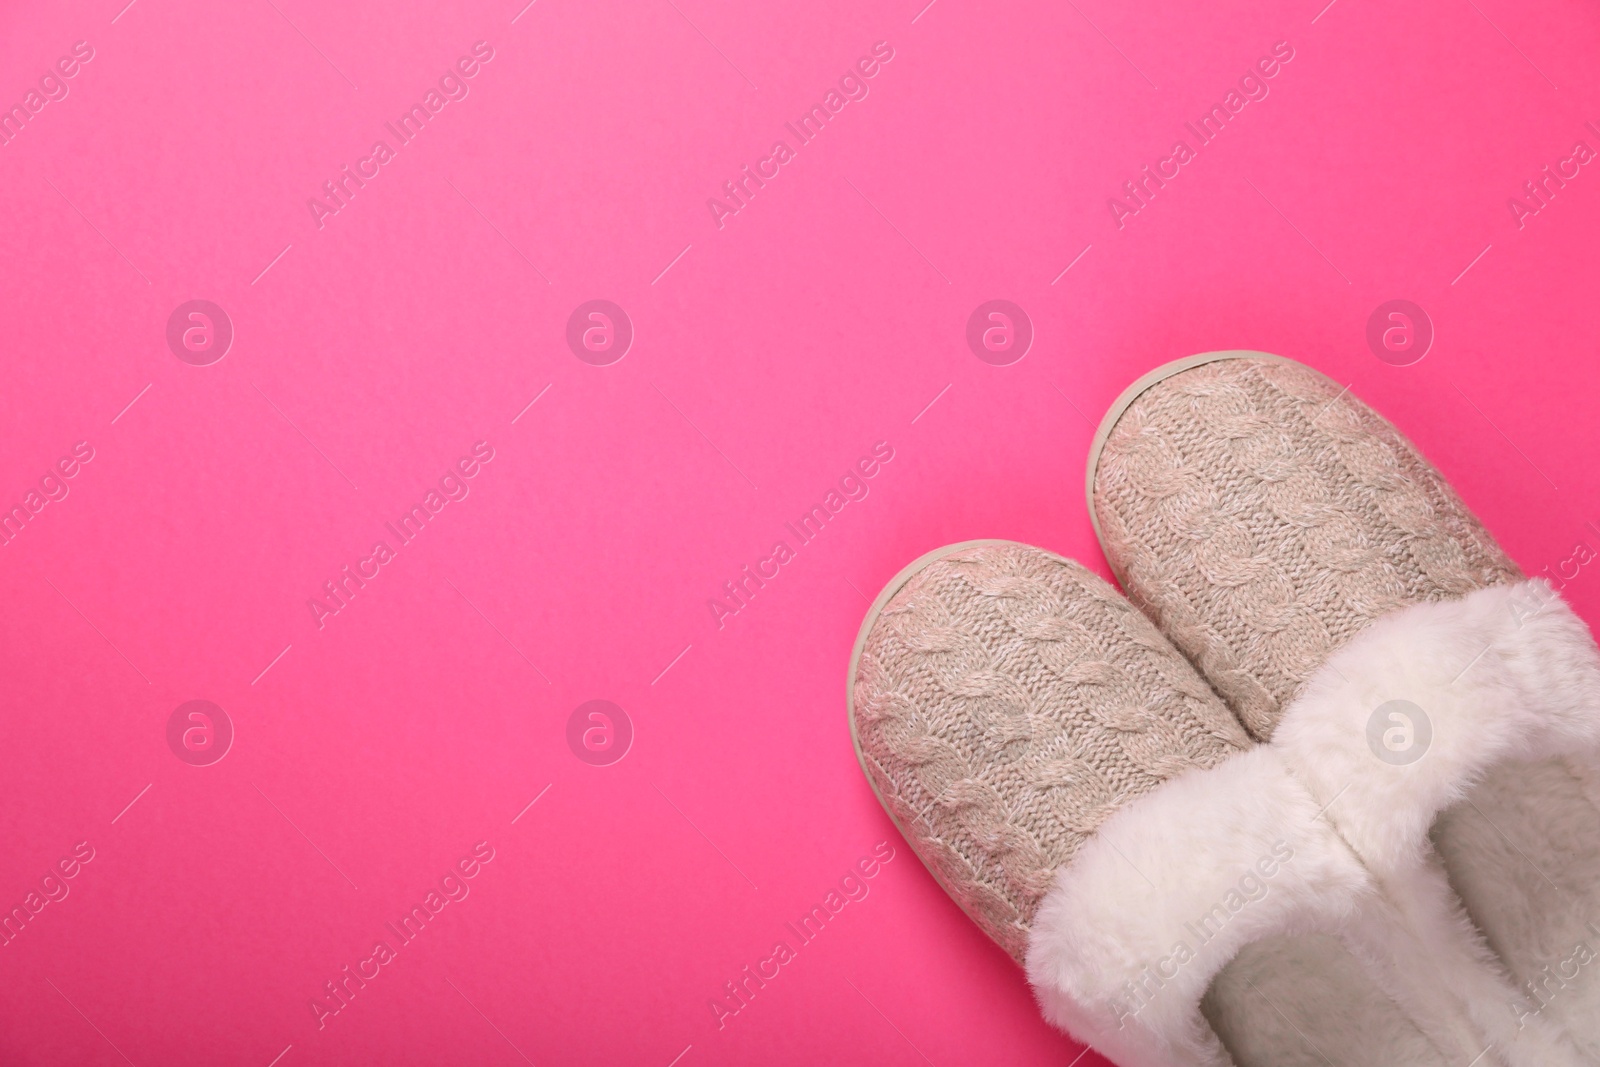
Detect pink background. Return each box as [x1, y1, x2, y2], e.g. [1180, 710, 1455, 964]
[3, 0, 1599, 1063]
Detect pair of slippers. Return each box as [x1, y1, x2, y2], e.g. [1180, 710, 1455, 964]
[848, 352, 1600, 1066]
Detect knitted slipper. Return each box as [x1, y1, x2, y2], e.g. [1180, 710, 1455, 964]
[848, 539, 1520, 1066]
[1089, 353, 1600, 1062]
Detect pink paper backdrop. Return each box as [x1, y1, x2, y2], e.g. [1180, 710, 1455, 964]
[2, 0, 1598, 1063]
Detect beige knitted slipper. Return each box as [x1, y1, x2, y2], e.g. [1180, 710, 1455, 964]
[1090, 353, 1600, 1062]
[849, 540, 1525, 1066]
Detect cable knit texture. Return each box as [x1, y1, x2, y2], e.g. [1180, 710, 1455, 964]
[1093, 357, 1520, 740]
[851, 542, 1251, 962]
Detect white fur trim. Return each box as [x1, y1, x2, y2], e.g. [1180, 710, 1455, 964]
[1026, 747, 1408, 1066]
[1024, 582, 1600, 1065]
[1272, 580, 1600, 872]
[1269, 579, 1600, 1066]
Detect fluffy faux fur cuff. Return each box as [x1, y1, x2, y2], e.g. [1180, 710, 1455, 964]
[1269, 579, 1600, 1061]
[1024, 581, 1600, 1066]
[1271, 580, 1600, 875]
[1026, 747, 1424, 1066]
